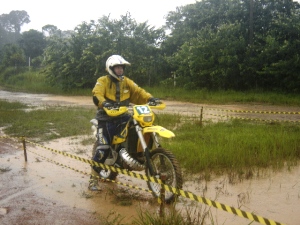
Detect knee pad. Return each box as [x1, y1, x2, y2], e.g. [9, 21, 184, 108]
[93, 144, 110, 162]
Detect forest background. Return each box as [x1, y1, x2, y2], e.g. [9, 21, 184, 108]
[0, 0, 300, 94]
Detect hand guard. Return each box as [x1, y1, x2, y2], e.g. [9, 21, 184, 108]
[148, 97, 160, 106]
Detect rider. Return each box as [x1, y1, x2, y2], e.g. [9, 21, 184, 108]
[89, 54, 159, 191]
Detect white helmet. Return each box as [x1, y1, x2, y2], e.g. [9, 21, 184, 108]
[106, 55, 131, 80]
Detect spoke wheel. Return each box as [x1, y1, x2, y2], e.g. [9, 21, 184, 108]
[146, 148, 182, 204]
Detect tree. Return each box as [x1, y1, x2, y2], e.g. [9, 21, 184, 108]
[0, 10, 30, 34]
[0, 24, 10, 50]
[42, 24, 60, 37]
[19, 29, 46, 66]
[42, 13, 166, 90]
[0, 10, 30, 49]
[162, 0, 300, 92]
[0, 43, 25, 68]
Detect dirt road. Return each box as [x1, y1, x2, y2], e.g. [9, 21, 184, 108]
[1, 89, 300, 122]
[1, 89, 300, 225]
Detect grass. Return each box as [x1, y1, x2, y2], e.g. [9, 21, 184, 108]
[155, 113, 300, 177]
[161, 115, 299, 173]
[133, 206, 212, 225]
[0, 69, 91, 95]
[0, 100, 29, 110]
[103, 186, 214, 225]
[0, 100, 95, 141]
[146, 86, 300, 106]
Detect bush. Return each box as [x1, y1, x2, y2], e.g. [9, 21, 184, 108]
[0, 66, 26, 81]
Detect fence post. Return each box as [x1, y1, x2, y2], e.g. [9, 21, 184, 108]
[22, 137, 27, 162]
[159, 174, 166, 218]
[200, 107, 203, 126]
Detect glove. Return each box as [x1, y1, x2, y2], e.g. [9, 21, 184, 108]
[102, 101, 113, 108]
[148, 97, 160, 106]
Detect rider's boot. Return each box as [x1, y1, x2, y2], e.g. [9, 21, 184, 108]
[89, 169, 101, 191]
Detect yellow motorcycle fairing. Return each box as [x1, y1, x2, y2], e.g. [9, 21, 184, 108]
[132, 103, 166, 127]
[104, 106, 128, 117]
[143, 126, 175, 138]
[133, 105, 154, 127]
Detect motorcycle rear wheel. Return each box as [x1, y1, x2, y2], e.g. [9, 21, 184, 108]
[146, 148, 183, 204]
[92, 142, 118, 180]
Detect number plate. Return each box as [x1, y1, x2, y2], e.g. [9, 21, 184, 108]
[134, 105, 151, 115]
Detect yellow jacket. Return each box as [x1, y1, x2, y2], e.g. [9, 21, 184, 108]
[92, 75, 152, 108]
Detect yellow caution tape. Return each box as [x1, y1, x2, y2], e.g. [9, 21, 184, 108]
[163, 186, 285, 225]
[24, 139, 163, 185]
[205, 108, 300, 115]
[202, 113, 300, 123]
[27, 148, 153, 194]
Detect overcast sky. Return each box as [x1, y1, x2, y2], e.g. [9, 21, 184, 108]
[1, 0, 197, 32]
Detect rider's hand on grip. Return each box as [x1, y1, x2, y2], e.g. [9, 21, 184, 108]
[102, 101, 113, 109]
[148, 97, 160, 106]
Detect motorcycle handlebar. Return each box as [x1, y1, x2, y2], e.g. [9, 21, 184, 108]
[103, 102, 166, 117]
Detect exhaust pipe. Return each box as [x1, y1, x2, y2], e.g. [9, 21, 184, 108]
[119, 148, 145, 171]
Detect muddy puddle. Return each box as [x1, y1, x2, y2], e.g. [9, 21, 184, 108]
[0, 136, 157, 224]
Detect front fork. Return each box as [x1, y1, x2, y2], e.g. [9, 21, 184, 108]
[133, 119, 156, 176]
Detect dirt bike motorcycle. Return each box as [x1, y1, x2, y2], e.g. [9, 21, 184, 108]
[90, 101, 182, 203]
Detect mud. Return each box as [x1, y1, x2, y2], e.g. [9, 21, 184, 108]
[0, 137, 157, 225]
[0, 89, 300, 225]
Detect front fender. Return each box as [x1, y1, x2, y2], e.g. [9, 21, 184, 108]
[143, 126, 175, 138]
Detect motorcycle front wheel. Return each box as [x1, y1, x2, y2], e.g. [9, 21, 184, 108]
[146, 148, 183, 204]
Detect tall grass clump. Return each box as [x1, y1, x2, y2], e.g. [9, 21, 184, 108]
[0, 100, 29, 111]
[160, 116, 300, 174]
[134, 205, 213, 225]
[146, 86, 300, 106]
[0, 68, 61, 93]
[0, 69, 92, 95]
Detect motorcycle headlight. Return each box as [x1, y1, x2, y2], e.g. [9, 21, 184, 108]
[143, 116, 153, 122]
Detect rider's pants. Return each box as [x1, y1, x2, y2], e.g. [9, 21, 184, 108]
[91, 114, 130, 173]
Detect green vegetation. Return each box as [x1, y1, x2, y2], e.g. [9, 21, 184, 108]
[160, 117, 299, 174]
[1, 70, 300, 106]
[0, 100, 95, 141]
[147, 86, 300, 106]
[134, 206, 209, 225]
[0, 70, 91, 95]
[1, 1, 300, 93]
[1, 99, 299, 175]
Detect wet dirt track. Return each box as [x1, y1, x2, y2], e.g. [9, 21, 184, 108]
[0, 89, 300, 225]
[0, 136, 157, 225]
